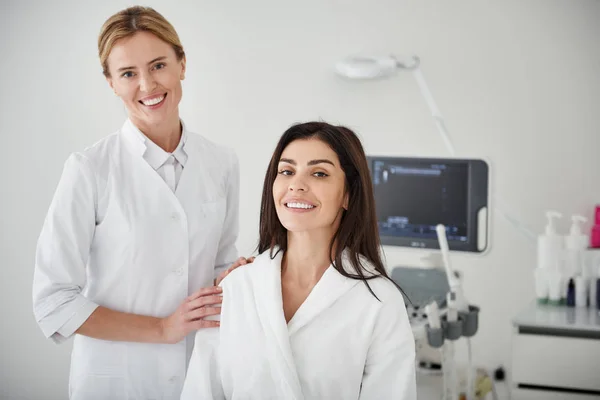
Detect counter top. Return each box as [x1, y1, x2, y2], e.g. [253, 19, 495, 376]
[512, 302, 600, 333]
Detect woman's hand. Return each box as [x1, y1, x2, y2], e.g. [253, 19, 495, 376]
[159, 257, 255, 344]
[159, 286, 223, 344]
[215, 256, 255, 286]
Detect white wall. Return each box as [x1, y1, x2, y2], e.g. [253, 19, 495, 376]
[1, 0, 599, 398]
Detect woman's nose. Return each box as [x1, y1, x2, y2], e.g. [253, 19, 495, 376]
[288, 176, 307, 192]
[139, 72, 157, 93]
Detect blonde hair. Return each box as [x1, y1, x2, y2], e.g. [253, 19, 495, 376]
[98, 6, 185, 77]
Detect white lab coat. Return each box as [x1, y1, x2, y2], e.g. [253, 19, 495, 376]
[181, 249, 417, 400]
[33, 119, 239, 400]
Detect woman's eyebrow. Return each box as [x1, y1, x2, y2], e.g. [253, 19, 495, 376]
[279, 158, 295, 165]
[307, 159, 334, 166]
[278, 158, 334, 166]
[117, 56, 167, 72]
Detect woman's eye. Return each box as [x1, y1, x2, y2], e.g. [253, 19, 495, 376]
[313, 171, 328, 178]
[278, 169, 293, 176]
[153, 62, 166, 70]
[121, 71, 134, 78]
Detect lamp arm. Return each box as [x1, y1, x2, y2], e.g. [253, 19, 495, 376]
[410, 66, 536, 241]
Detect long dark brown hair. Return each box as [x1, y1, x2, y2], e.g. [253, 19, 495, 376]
[258, 121, 403, 300]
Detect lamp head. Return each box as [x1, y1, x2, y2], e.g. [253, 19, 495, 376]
[335, 55, 420, 80]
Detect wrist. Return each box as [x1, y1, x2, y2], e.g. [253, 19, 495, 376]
[157, 317, 167, 343]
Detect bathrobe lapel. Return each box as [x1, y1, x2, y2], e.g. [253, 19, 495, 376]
[252, 250, 304, 399]
[251, 249, 361, 395]
[287, 262, 361, 336]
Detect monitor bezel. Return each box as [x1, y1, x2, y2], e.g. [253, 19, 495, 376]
[367, 155, 489, 253]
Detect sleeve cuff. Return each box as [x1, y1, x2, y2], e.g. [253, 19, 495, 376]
[40, 296, 99, 344]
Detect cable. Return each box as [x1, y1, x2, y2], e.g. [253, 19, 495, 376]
[411, 67, 537, 242]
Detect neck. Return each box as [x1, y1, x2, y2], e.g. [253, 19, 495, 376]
[131, 110, 181, 153]
[282, 230, 336, 288]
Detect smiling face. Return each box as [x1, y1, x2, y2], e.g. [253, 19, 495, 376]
[105, 31, 185, 130]
[273, 138, 348, 237]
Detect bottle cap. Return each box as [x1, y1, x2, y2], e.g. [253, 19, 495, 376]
[545, 211, 562, 235]
[569, 215, 587, 236]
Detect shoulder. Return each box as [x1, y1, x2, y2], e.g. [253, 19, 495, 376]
[221, 250, 276, 288]
[79, 131, 120, 164]
[60, 132, 122, 181]
[348, 261, 412, 342]
[342, 253, 406, 309]
[59, 132, 121, 182]
[367, 276, 407, 309]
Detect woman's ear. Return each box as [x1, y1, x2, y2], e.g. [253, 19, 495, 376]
[106, 76, 116, 95]
[180, 57, 187, 80]
[342, 192, 349, 210]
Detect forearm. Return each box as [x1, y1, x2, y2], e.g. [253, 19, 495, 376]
[75, 306, 165, 343]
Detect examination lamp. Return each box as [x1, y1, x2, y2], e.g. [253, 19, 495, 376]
[334, 55, 420, 79]
[334, 54, 534, 242]
[335, 54, 457, 161]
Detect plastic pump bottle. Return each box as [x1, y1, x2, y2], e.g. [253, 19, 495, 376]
[565, 215, 589, 277]
[536, 211, 563, 304]
[538, 211, 563, 269]
[595, 262, 600, 310]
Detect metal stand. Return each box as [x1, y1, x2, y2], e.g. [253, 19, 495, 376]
[425, 305, 480, 400]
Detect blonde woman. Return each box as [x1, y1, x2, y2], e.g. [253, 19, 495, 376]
[33, 6, 247, 399]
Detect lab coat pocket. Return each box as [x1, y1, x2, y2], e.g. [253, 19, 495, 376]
[70, 374, 126, 400]
[196, 199, 226, 246]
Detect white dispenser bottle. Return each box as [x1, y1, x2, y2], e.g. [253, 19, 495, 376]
[565, 215, 589, 277]
[536, 211, 563, 304]
[575, 276, 588, 307]
[537, 211, 563, 269]
[590, 255, 600, 309]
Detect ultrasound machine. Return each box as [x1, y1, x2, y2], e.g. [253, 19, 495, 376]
[367, 155, 489, 388]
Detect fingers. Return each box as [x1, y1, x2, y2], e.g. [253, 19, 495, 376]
[231, 255, 255, 269]
[191, 319, 220, 329]
[215, 257, 248, 286]
[225, 265, 238, 276]
[187, 295, 223, 310]
[230, 256, 247, 269]
[187, 286, 222, 302]
[227, 256, 250, 274]
[186, 306, 221, 321]
[188, 256, 255, 302]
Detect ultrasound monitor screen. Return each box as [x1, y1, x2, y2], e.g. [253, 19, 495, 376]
[372, 159, 469, 242]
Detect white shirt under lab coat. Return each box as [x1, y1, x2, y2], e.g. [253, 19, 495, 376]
[181, 249, 417, 400]
[32, 119, 240, 400]
[136, 122, 188, 192]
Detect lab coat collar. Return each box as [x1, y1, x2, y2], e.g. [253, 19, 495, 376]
[121, 118, 189, 169]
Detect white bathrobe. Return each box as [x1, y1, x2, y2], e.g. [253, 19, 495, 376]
[181, 249, 416, 400]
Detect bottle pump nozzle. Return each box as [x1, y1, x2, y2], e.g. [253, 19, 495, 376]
[569, 215, 587, 235]
[545, 211, 562, 235]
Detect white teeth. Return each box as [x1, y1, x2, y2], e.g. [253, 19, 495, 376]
[286, 202, 315, 209]
[142, 95, 165, 106]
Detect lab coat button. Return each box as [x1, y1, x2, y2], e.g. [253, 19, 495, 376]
[170, 213, 179, 221]
[168, 376, 178, 383]
[173, 268, 183, 276]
